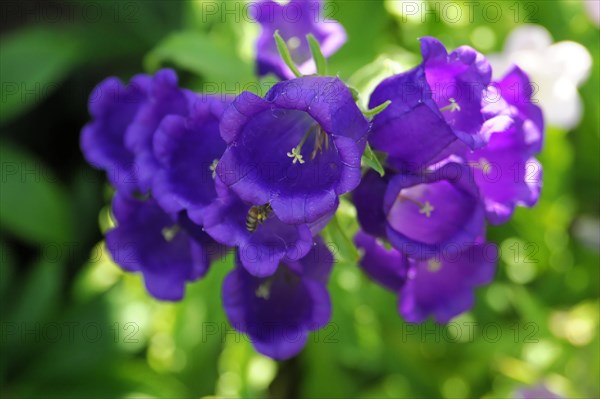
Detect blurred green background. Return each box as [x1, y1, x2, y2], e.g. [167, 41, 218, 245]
[1, 1, 598, 398]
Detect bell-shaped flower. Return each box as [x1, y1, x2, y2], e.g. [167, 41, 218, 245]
[369, 37, 492, 171]
[216, 76, 369, 225]
[106, 193, 218, 301]
[222, 238, 333, 359]
[124, 69, 199, 193]
[151, 95, 230, 223]
[80, 74, 151, 195]
[198, 179, 313, 277]
[383, 162, 485, 259]
[355, 231, 496, 323]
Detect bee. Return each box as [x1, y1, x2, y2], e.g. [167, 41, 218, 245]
[246, 204, 273, 232]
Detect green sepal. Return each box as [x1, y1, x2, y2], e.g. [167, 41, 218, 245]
[274, 30, 302, 78]
[306, 34, 328, 76]
[363, 100, 391, 118]
[361, 143, 386, 177]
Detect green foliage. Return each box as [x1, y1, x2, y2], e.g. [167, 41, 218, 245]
[0, 0, 598, 398]
[0, 142, 72, 244]
[145, 31, 254, 85]
[0, 28, 83, 125]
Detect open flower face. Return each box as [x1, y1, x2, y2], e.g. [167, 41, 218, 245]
[217, 76, 369, 225]
[383, 163, 486, 259]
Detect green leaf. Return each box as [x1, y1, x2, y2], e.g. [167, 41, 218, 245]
[274, 30, 302, 78]
[0, 141, 72, 244]
[0, 27, 82, 125]
[361, 144, 385, 177]
[323, 215, 359, 263]
[307, 34, 328, 76]
[363, 100, 391, 118]
[145, 31, 254, 85]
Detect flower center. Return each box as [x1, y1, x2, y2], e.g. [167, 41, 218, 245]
[161, 224, 180, 242]
[397, 193, 435, 217]
[427, 258, 442, 272]
[470, 157, 492, 175]
[255, 278, 274, 299]
[439, 97, 461, 113]
[209, 159, 219, 178]
[286, 124, 329, 165]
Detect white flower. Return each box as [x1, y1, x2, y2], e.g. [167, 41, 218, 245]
[489, 24, 592, 130]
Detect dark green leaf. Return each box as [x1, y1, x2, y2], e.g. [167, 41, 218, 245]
[145, 31, 254, 84]
[0, 141, 72, 244]
[0, 28, 82, 125]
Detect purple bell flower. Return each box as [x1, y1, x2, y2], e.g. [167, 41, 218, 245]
[383, 162, 486, 259]
[80, 74, 151, 195]
[354, 231, 408, 291]
[466, 119, 542, 224]
[199, 179, 313, 277]
[468, 66, 543, 224]
[494, 66, 544, 154]
[216, 76, 369, 225]
[352, 169, 393, 239]
[369, 37, 492, 171]
[355, 231, 497, 323]
[81, 69, 199, 196]
[152, 95, 230, 223]
[222, 238, 333, 360]
[124, 69, 199, 193]
[398, 240, 497, 323]
[106, 193, 219, 301]
[252, 0, 346, 79]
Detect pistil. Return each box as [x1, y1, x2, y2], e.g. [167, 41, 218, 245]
[470, 157, 492, 175]
[161, 224, 181, 242]
[440, 97, 461, 113]
[287, 124, 329, 164]
[427, 258, 442, 272]
[209, 159, 219, 178]
[397, 193, 435, 217]
[255, 278, 274, 299]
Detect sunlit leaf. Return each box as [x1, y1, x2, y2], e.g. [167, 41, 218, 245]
[144, 31, 254, 85]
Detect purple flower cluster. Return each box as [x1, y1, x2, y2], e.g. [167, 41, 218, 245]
[355, 37, 543, 323]
[81, 69, 358, 359]
[80, 1, 543, 360]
